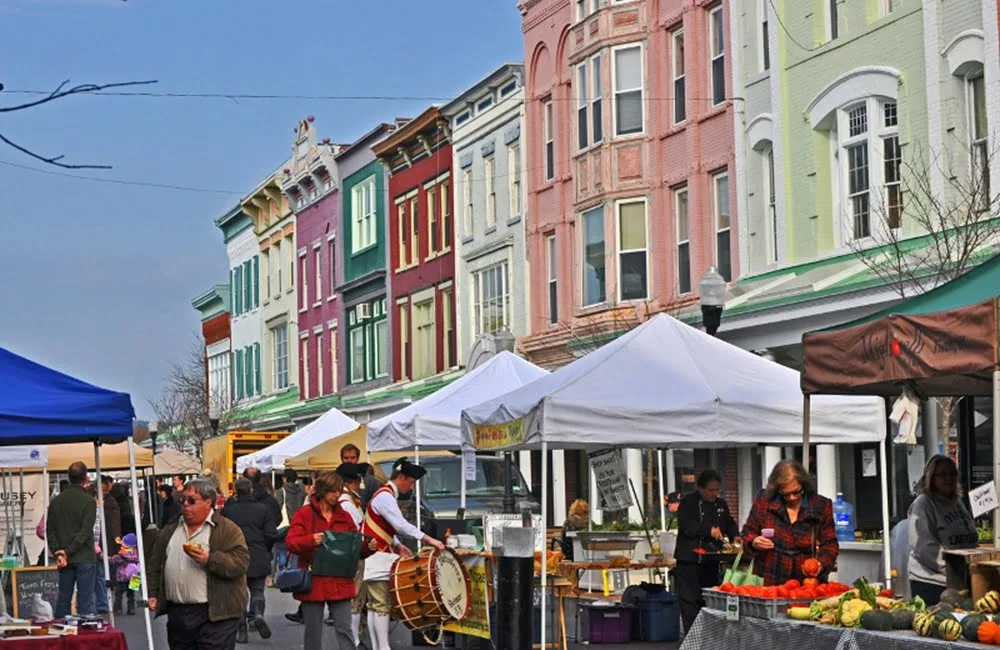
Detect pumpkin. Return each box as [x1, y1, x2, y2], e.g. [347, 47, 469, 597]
[961, 613, 989, 641]
[914, 612, 936, 637]
[936, 618, 962, 642]
[801, 557, 821, 577]
[977, 590, 1000, 613]
[890, 609, 914, 630]
[859, 610, 893, 631]
[979, 620, 999, 644]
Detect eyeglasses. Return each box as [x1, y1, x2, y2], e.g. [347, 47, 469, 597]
[182, 496, 202, 505]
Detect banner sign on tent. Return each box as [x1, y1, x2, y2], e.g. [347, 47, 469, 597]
[472, 419, 524, 450]
[0, 447, 48, 468]
[589, 449, 634, 511]
[0, 473, 46, 563]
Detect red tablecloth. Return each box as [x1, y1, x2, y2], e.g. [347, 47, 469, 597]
[0, 627, 127, 650]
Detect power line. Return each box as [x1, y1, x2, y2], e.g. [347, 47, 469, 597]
[766, 0, 822, 53]
[0, 158, 242, 195]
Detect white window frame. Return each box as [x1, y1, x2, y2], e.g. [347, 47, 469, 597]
[878, 0, 893, 18]
[301, 338, 309, 400]
[329, 326, 339, 393]
[299, 251, 308, 311]
[758, 0, 770, 72]
[577, 63, 589, 151]
[351, 175, 377, 253]
[396, 200, 408, 270]
[674, 186, 691, 295]
[350, 326, 365, 384]
[328, 238, 336, 298]
[508, 143, 522, 216]
[314, 247, 322, 304]
[374, 303, 388, 379]
[546, 233, 558, 324]
[472, 260, 511, 336]
[286, 235, 295, 292]
[713, 171, 731, 281]
[544, 100, 555, 181]
[411, 296, 436, 380]
[612, 42, 645, 137]
[316, 330, 324, 396]
[592, 54, 603, 144]
[441, 287, 453, 369]
[262, 250, 271, 301]
[763, 145, 778, 264]
[967, 72, 990, 211]
[463, 168, 474, 237]
[409, 196, 419, 266]
[485, 156, 496, 228]
[616, 198, 649, 302]
[440, 178, 451, 252]
[272, 324, 289, 390]
[825, 0, 839, 41]
[581, 205, 606, 307]
[427, 186, 438, 256]
[672, 29, 686, 125]
[398, 302, 409, 380]
[709, 5, 726, 106]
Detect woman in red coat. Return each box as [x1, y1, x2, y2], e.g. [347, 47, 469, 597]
[285, 471, 357, 650]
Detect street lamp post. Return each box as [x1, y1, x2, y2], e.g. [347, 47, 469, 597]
[699, 266, 727, 337]
[493, 326, 519, 514]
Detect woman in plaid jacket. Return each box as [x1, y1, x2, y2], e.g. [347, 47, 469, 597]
[741, 460, 839, 586]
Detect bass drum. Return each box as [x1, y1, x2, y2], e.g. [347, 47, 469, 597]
[390, 547, 472, 631]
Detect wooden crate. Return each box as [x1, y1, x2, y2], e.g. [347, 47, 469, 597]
[943, 548, 1000, 601]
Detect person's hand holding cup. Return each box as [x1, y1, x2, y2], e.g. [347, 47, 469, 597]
[753, 528, 775, 551]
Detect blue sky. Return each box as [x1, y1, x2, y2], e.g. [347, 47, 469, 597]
[0, 0, 523, 419]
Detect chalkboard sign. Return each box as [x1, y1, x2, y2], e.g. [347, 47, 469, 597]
[11, 566, 69, 619]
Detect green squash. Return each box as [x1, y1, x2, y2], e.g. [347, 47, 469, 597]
[890, 609, 914, 630]
[958, 596, 975, 611]
[860, 610, 893, 632]
[940, 588, 963, 607]
[977, 590, 1000, 614]
[914, 612, 936, 637]
[936, 618, 962, 642]
[962, 613, 989, 641]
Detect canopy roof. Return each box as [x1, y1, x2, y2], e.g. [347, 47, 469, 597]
[0, 347, 136, 445]
[153, 448, 201, 475]
[47, 441, 153, 471]
[461, 314, 886, 451]
[367, 351, 549, 452]
[802, 253, 1000, 397]
[285, 425, 452, 476]
[236, 406, 360, 473]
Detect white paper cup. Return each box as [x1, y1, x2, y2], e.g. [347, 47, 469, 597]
[762, 528, 775, 538]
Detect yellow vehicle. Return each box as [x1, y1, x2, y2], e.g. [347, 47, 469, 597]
[202, 430, 290, 493]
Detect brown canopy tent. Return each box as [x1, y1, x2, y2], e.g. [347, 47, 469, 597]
[800, 252, 1000, 581]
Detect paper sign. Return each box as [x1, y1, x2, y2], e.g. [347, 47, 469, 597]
[472, 419, 525, 450]
[442, 555, 490, 639]
[463, 449, 477, 481]
[588, 449, 634, 511]
[862, 449, 877, 477]
[969, 481, 998, 519]
[726, 595, 740, 621]
[483, 513, 544, 552]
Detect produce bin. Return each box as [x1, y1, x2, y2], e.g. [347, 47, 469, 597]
[700, 589, 792, 620]
[584, 603, 634, 644]
[636, 593, 680, 642]
[702, 588, 728, 611]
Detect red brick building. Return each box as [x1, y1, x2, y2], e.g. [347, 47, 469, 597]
[372, 107, 456, 382]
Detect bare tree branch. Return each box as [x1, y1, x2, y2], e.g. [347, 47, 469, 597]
[0, 78, 157, 169]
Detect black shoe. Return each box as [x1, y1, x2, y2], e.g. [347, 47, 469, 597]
[325, 616, 337, 626]
[127, 602, 136, 616]
[253, 617, 272, 639]
[285, 612, 304, 624]
[236, 621, 248, 644]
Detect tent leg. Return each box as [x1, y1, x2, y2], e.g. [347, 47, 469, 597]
[127, 436, 155, 650]
[879, 437, 891, 590]
[657, 450, 666, 533]
[95, 443, 114, 626]
[43, 469, 50, 563]
[460, 453, 467, 514]
[415, 446, 421, 533]
[802, 394, 812, 473]
[994, 370, 1000, 548]
[541, 440, 548, 650]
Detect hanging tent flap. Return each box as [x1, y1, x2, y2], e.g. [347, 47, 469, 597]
[47, 442, 152, 471]
[0, 347, 135, 444]
[0, 446, 48, 468]
[802, 298, 999, 397]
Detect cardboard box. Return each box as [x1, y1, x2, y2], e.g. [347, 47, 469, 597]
[943, 548, 1000, 601]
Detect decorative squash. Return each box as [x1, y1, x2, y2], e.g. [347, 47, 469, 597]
[977, 590, 1000, 614]
[890, 609, 914, 630]
[859, 610, 893, 631]
[914, 612, 936, 637]
[940, 588, 964, 607]
[961, 613, 988, 641]
[936, 618, 962, 642]
[979, 620, 999, 644]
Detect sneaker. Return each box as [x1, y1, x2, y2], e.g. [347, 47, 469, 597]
[236, 621, 248, 644]
[285, 612, 304, 624]
[253, 617, 273, 639]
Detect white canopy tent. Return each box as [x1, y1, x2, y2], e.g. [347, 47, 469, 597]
[236, 406, 360, 474]
[460, 314, 888, 650]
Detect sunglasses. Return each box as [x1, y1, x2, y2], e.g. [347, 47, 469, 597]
[182, 496, 203, 505]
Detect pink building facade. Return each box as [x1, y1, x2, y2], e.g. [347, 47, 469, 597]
[519, 0, 738, 368]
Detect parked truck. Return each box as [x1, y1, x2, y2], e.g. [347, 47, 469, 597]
[202, 430, 290, 493]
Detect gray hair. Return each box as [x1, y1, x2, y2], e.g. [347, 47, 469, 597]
[234, 477, 252, 496]
[183, 479, 218, 505]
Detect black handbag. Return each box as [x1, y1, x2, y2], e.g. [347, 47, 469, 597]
[275, 567, 311, 594]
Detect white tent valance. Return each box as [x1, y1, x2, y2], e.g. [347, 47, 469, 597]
[462, 314, 886, 451]
[367, 351, 549, 452]
[237, 406, 360, 473]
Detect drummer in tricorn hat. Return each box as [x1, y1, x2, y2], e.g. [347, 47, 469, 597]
[335, 462, 370, 647]
[362, 457, 444, 650]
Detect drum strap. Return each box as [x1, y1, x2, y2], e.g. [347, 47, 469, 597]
[364, 513, 395, 550]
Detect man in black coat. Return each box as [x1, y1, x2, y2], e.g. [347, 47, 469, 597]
[222, 477, 278, 643]
[242, 467, 282, 526]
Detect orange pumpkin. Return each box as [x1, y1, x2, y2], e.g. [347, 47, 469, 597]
[801, 558, 822, 577]
[979, 620, 998, 644]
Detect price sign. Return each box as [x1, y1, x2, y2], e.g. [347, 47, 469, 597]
[588, 449, 634, 511]
[726, 595, 740, 621]
[969, 480, 998, 519]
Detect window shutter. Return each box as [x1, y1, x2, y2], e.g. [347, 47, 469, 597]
[230, 270, 237, 315]
[230, 351, 237, 401]
[255, 343, 262, 394]
[235, 349, 244, 400]
[245, 345, 253, 398]
[243, 260, 252, 313]
[253, 255, 260, 308]
[234, 266, 243, 315]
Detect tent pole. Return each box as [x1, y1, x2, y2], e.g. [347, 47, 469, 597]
[541, 440, 548, 650]
[18, 468, 26, 563]
[127, 436, 155, 650]
[43, 469, 50, 563]
[95, 443, 114, 625]
[879, 436, 891, 590]
[802, 395, 812, 473]
[657, 450, 666, 533]
[994, 370, 1000, 548]
[460, 450, 467, 514]
[415, 446, 421, 533]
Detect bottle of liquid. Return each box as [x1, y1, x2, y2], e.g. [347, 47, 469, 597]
[833, 492, 855, 543]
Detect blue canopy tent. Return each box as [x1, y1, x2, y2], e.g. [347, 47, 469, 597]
[0, 347, 152, 647]
[0, 347, 135, 443]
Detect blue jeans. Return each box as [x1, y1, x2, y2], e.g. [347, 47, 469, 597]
[94, 559, 109, 614]
[57, 561, 96, 617]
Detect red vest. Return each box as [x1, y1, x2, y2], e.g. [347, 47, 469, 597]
[362, 484, 398, 553]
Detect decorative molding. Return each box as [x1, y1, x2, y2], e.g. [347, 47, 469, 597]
[481, 140, 496, 157]
[806, 67, 901, 129]
[460, 152, 474, 168]
[943, 29, 985, 77]
[746, 114, 774, 151]
[504, 125, 521, 144]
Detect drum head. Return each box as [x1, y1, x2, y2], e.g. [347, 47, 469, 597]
[433, 550, 470, 620]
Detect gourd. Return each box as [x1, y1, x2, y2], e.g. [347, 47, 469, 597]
[979, 620, 1000, 644]
[913, 612, 935, 637]
[935, 618, 962, 642]
[859, 610, 893, 631]
[890, 608, 914, 630]
[961, 613, 988, 641]
[977, 590, 1000, 613]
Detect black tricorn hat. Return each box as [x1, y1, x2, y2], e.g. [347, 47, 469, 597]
[392, 457, 427, 480]
[335, 463, 370, 481]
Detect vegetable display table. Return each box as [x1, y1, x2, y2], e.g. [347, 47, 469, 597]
[684, 608, 991, 650]
[0, 627, 127, 650]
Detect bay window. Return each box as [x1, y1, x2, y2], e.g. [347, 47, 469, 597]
[618, 200, 648, 300]
[582, 206, 606, 306]
[614, 44, 643, 136]
[347, 298, 387, 385]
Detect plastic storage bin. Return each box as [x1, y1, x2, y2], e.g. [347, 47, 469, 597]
[586, 603, 634, 644]
[636, 592, 680, 642]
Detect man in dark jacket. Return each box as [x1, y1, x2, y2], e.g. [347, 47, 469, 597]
[242, 467, 281, 525]
[47, 462, 98, 617]
[221, 478, 277, 642]
[158, 484, 181, 528]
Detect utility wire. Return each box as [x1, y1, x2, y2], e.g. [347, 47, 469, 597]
[0, 159, 242, 195]
[766, 0, 823, 53]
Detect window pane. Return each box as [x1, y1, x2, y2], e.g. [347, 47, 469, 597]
[715, 175, 730, 229]
[614, 47, 641, 90]
[351, 328, 365, 383]
[583, 207, 606, 305]
[593, 100, 603, 143]
[676, 190, 689, 241]
[712, 57, 725, 105]
[621, 250, 647, 300]
[712, 10, 724, 55]
[673, 33, 684, 77]
[972, 76, 987, 139]
[579, 107, 588, 150]
[375, 320, 387, 377]
[619, 202, 646, 250]
[678, 242, 691, 294]
[717, 230, 731, 282]
[616, 91, 643, 134]
[674, 78, 686, 123]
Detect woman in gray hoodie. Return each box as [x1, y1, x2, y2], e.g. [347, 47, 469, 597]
[907, 455, 978, 605]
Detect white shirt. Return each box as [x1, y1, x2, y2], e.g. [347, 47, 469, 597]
[164, 512, 214, 604]
[369, 481, 423, 544]
[339, 491, 363, 528]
